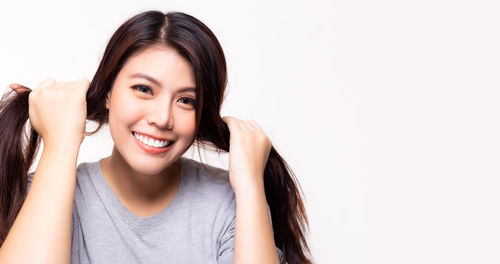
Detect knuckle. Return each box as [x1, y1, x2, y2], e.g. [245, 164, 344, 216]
[39, 86, 49, 94]
[79, 77, 90, 85]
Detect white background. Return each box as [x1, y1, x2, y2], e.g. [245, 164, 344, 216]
[1, 0, 500, 263]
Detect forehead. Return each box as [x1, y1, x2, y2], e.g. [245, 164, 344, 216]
[120, 45, 196, 86]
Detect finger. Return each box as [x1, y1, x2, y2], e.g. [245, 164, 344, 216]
[221, 116, 234, 128]
[237, 119, 253, 132]
[233, 117, 247, 131]
[35, 77, 56, 91]
[53, 81, 69, 87]
[247, 120, 262, 131]
[222, 116, 242, 131]
[77, 77, 91, 95]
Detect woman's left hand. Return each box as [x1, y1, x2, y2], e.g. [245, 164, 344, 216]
[221, 116, 272, 194]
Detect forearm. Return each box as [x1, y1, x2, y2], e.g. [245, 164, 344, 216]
[0, 143, 79, 264]
[233, 178, 279, 264]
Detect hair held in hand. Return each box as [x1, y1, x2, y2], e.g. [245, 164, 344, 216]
[0, 10, 312, 263]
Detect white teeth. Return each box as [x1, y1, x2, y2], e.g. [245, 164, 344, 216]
[133, 132, 169, 148]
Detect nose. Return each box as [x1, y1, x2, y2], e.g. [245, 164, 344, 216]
[146, 97, 174, 129]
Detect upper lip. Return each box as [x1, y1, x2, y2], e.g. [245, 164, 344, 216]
[132, 131, 173, 141]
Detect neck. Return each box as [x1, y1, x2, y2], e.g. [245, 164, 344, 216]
[101, 147, 181, 202]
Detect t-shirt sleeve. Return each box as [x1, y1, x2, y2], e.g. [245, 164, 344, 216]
[217, 197, 285, 264]
[26, 171, 35, 197]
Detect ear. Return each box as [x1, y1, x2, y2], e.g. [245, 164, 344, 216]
[105, 90, 111, 109]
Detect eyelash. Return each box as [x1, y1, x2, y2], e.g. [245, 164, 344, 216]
[131, 84, 197, 106]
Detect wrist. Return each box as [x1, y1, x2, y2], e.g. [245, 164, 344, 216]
[234, 179, 266, 200]
[43, 138, 81, 156]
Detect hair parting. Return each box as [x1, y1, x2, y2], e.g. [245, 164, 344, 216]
[0, 10, 312, 263]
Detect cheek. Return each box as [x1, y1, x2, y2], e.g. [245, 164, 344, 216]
[109, 93, 143, 126]
[176, 111, 197, 137]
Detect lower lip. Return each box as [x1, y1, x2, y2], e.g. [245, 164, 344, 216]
[131, 132, 173, 155]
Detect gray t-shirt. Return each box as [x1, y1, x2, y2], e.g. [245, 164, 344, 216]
[27, 156, 284, 264]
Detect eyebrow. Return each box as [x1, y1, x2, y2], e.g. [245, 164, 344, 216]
[129, 73, 196, 93]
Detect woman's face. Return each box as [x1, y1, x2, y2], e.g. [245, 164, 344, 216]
[105, 45, 197, 175]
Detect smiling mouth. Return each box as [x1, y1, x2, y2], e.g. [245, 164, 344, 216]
[131, 131, 174, 149]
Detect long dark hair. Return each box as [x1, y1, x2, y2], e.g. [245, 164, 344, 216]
[0, 10, 312, 263]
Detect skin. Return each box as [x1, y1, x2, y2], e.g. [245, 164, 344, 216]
[101, 45, 197, 214]
[9, 44, 279, 263]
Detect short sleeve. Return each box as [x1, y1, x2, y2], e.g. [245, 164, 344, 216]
[26, 171, 35, 198]
[217, 199, 285, 264]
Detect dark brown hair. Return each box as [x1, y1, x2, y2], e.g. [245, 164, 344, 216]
[0, 10, 312, 263]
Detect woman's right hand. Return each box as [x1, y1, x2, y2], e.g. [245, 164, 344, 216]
[10, 77, 91, 148]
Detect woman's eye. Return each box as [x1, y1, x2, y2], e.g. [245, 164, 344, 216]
[178, 97, 196, 106]
[132, 84, 153, 94]
[131, 85, 195, 107]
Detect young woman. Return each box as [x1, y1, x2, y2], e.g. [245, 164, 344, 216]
[0, 10, 311, 263]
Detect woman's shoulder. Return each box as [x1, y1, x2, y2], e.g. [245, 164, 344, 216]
[181, 156, 229, 182]
[180, 156, 234, 197]
[26, 159, 98, 188]
[26, 159, 94, 180]
[72, 159, 102, 182]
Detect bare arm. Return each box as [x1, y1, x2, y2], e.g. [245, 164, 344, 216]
[220, 116, 280, 264]
[233, 180, 280, 264]
[0, 142, 79, 264]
